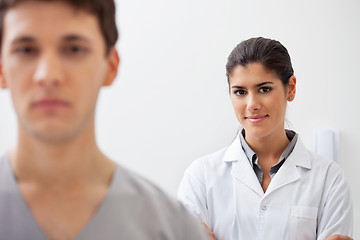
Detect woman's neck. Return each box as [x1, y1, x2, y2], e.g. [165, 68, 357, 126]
[245, 128, 290, 160]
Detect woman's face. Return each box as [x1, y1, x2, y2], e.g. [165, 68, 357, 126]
[229, 63, 296, 140]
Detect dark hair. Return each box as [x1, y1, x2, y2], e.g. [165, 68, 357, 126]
[0, 0, 118, 55]
[226, 37, 294, 86]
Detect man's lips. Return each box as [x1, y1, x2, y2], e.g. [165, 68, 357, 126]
[32, 98, 70, 110]
[245, 115, 269, 123]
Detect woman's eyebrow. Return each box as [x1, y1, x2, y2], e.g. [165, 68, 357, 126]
[231, 85, 245, 89]
[256, 81, 274, 87]
[231, 82, 274, 89]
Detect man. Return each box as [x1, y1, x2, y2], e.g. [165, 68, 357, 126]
[0, 0, 207, 239]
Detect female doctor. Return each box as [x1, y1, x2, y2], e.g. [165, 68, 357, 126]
[178, 37, 353, 240]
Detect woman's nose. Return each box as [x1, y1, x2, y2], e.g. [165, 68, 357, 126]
[247, 93, 261, 112]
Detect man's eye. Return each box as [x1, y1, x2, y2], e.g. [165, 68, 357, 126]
[64, 45, 88, 55]
[14, 46, 37, 55]
[259, 87, 272, 93]
[234, 90, 246, 96]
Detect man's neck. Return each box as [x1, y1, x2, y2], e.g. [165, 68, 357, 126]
[8, 126, 116, 240]
[9, 127, 115, 188]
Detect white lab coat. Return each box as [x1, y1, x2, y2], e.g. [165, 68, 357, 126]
[178, 135, 353, 240]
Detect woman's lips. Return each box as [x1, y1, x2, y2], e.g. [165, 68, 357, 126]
[246, 115, 268, 123]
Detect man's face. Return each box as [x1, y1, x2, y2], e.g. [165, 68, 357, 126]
[0, 1, 118, 143]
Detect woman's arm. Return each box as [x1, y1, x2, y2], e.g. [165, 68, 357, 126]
[201, 222, 216, 240]
[178, 159, 209, 223]
[317, 165, 353, 239]
[325, 235, 353, 240]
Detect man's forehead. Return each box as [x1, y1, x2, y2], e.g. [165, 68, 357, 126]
[2, 1, 101, 44]
[5, 0, 86, 17]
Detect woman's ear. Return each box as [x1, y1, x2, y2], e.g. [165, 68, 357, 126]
[103, 47, 120, 87]
[287, 75, 296, 102]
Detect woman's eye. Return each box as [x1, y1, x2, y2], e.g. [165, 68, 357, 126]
[234, 90, 247, 96]
[259, 87, 272, 93]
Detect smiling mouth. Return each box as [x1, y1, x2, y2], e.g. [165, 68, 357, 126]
[246, 115, 269, 123]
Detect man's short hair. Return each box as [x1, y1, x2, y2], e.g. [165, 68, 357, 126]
[0, 0, 118, 54]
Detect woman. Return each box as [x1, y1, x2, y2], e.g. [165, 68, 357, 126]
[178, 37, 353, 240]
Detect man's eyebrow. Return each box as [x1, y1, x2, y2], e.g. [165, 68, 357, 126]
[10, 34, 92, 45]
[62, 34, 91, 43]
[11, 36, 36, 45]
[231, 81, 274, 89]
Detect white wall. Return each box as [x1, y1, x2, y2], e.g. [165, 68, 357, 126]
[0, 0, 359, 237]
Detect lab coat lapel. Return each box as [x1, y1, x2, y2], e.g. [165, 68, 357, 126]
[223, 136, 264, 197]
[265, 138, 312, 196]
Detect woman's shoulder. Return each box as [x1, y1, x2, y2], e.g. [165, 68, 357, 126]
[185, 146, 234, 178]
[292, 137, 343, 175]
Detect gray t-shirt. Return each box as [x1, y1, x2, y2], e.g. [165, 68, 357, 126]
[0, 154, 207, 240]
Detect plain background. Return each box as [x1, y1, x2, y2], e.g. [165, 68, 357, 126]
[0, 0, 359, 237]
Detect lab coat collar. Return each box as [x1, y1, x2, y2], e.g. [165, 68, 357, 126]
[223, 134, 312, 197]
[286, 136, 312, 169]
[223, 135, 242, 163]
[265, 138, 312, 195]
[223, 135, 265, 196]
[222, 134, 312, 169]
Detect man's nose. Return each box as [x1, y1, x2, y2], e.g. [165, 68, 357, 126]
[33, 52, 63, 87]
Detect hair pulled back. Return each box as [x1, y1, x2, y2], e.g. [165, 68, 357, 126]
[226, 37, 294, 86]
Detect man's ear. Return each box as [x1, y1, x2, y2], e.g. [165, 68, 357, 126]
[0, 60, 8, 89]
[287, 75, 296, 102]
[103, 47, 120, 87]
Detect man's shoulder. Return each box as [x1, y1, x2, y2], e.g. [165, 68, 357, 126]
[110, 163, 194, 218]
[0, 153, 12, 189]
[0, 153, 8, 167]
[99, 163, 208, 239]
